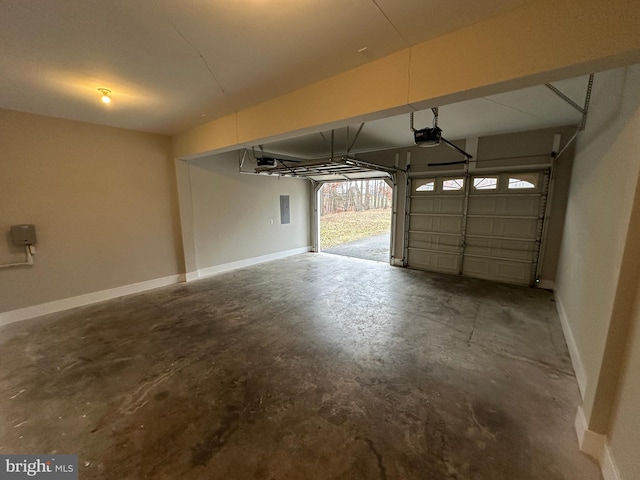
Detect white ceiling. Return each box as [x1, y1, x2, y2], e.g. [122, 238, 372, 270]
[1, 0, 596, 159]
[2, 0, 536, 135]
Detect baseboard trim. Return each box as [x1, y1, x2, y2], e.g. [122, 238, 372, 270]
[0, 274, 186, 326]
[555, 293, 587, 397]
[185, 271, 200, 282]
[575, 406, 605, 461]
[601, 443, 621, 480]
[575, 407, 621, 480]
[195, 247, 311, 279]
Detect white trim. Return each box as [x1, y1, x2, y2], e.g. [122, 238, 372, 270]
[195, 247, 311, 279]
[575, 406, 606, 461]
[555, 293, 587, 397]
[0, 274, 186, 326]
[601, 443, 621, 480]
[574, 408, 622, 480]
[185, 271, 200, 282]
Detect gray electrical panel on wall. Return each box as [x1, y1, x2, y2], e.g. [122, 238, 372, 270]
[280, 195, 290, 224]
[11, 224, 37, 245]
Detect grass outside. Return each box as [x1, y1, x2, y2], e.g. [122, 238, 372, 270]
[320, 209, 392, 249]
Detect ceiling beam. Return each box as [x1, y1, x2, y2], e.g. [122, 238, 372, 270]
[173, 0, 640, 160]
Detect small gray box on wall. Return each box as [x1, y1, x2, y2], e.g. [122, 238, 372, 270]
[11, 224, 37, 245]
[280, 195, 290, 224]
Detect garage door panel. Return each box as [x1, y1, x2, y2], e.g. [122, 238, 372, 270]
[408, 249, 460, 274]
[407, 170, 547, 286]
[462, 257, 531, 285]
[465, 237, 536, 261]
[466, 217, 538, 239]
[410, 196, 465, 215]
[410, 215, 463, 234]
[467, 196, 540, 216]
[408, 232, 460, 253]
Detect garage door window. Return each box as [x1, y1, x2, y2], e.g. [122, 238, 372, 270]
[443, 178, 464, 191]
[416, 180, 435, 192]
[473, 177, 498, 190]
[508, 174, 538, 189]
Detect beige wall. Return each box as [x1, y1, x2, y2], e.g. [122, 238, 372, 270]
[608, 287, 640, 480]
[594, 67, 640, 480]
[0, 109, 183, 314]
[555, 66, 640, 408]
[186, 152, 310, 272]
[555, 65, 640, 477]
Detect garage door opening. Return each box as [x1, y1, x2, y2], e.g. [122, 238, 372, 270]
[320, 179, 393, 263]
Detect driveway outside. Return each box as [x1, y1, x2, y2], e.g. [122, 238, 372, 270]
[322, 233, 390, 263]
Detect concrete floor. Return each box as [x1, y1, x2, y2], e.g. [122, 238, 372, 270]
[0, 254, 600, 480]
[323, 233, 390, 263]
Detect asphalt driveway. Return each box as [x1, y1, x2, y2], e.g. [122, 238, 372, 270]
[322, 233, 390, 263]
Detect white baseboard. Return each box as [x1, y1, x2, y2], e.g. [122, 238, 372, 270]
[574, 407, 621, 480]
[195, 246, 311, 279]
[0, 274, 186, 326]
[601, 443, 621, 480]
[391, 258, 404, 267]
[555, 293, 587, 397]
[575, 406, 605, 461]
[185, 271, 200, 282]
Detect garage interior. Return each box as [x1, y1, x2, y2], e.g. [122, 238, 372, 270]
[1, 1, 640, 479]
[0, 254, 599, 479]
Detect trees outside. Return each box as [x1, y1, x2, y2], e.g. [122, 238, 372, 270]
[319, 179, 393, 250]
[320, 179, 392, 216]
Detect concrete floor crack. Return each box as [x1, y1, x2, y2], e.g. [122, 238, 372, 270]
[467, 312, 478, 347]
[357, 436, 388, 480]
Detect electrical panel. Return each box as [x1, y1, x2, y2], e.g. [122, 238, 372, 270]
[280, 196, 290, 224]
[10, 224, 37, 245]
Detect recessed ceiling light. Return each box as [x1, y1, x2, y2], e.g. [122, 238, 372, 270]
[97, 88, 112, 104]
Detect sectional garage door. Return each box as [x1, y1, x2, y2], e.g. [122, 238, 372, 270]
[406, 171, 549, 286]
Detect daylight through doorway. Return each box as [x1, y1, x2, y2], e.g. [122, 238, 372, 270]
[320, 179, 392, 263]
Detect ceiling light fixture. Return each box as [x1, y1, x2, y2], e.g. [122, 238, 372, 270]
[97, 88, 112, 104]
